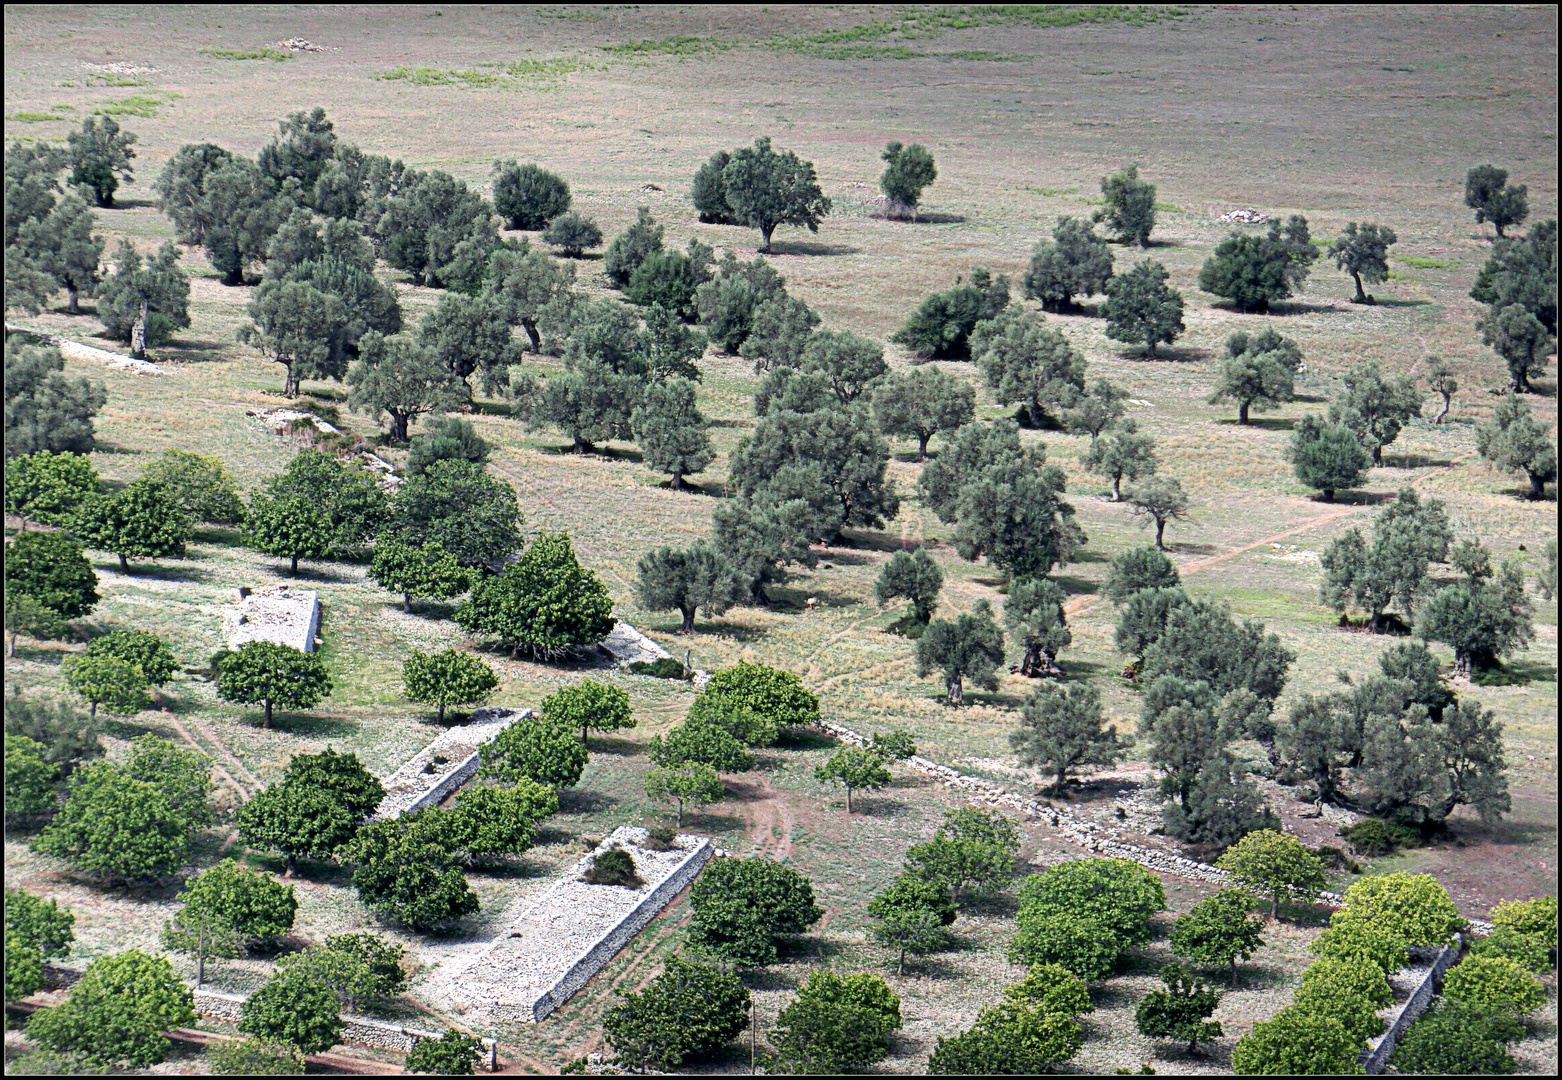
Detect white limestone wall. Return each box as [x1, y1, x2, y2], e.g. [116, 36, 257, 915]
[370, 708, 527, 820]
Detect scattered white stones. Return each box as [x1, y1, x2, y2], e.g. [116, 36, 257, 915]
[3, 323, 161, 374]
[246, 406, 340, 434]
[84, 61, 157, 75]
[424, 826, 714, 1022]
[1263, 543, 1322, 565]
[273, 37, 329, 52]
[223, 586, 320, 653]
[1218, 208, 1269, 224]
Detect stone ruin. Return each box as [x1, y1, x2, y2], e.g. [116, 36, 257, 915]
[370, 707, 526, 821]
[223, 586, 321, 653]
[1217, 207, 1269, 224]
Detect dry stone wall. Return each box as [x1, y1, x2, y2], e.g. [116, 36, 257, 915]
[425, 826, 713, 1022]
[1360, 936, 1462, 1074]
[371, 708, 526, 820]
[223, 586, 321, 653]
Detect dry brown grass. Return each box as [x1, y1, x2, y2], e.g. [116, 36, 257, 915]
[4, 5, 1556, 1072]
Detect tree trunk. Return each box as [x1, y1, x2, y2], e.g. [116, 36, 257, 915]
[1137, 236, 1148, 250]
[438, 702, 447, 724]
[898, 947, 905, 976]
[1529, 471, 1546, 499]
[916, 433, 930, 462]
[130, 300, 148, 358]
[1352, 272, 1368, 304]
[572, 435, 593, 454]
[1495, 223, 1506, 238]
[947, 675, 964, 706]
[1372, 444, 1384, 466]
[90, 700, 98, 719]
[404, 593, 413, 613]
[1321, 488, 1335, 502]
[67, 285, 80, 315]
[8, 631, 15, 658]
[680, 606, 696, 634]
[1369, 610, 1381, 633]
[1146, 339, 1157, 359]
[1155, 518, 1167, 550]
[1271, 891, 1279, 919]
[1435, 395, 1450, 424]
[521, 318, 542, 352]
[671, 470, 685, 491]
[391, 413, 409, 444]
[197, 918, 205, 989]
[291, 554, 299, 574]
[282, 361, 299, 397]
[264, 698, 273, 729]
[284, 853, 296, 878]
[845, 786, 853, 814]
[1239, 400, 1250, 425]
[1231, 958, 1239, 988]
[119, 553, 130, 572]
[760, 225, 775, 253]
[675, 800, 684, 828]
[1020, 645, 1039, 678]
[1112, 475, 1123, 501]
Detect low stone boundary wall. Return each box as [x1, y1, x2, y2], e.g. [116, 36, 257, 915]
[371, 708, 527, 820]
[1360, 935, 1462, 1074]
[427, 826, 713, 1023]
[813, 719, 1499, 931]
[224, 586, 321, 653]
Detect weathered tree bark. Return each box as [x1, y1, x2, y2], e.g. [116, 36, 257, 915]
[1239, 400, 1251, 425]
[520, 318, 541, 352]
[679, 606, 696, 634]
[1434, 393, 1451, 424]
[916, 432, 931, 461]
[67, 285, 80, 315]
[130, 299, 149, 358]
[1112, 475, 1124, 502]
[264, 699, 273, 729]
[1529, 471, 1546, 499]
[1351, 272, 1371, 304]
[1154, 518, 1168, 550]
[119, 553, 130, 572]
[670, 470, 685, 491]
[403, 593, 413, 613]
[291, 555, 299, 575]
[946, 675, 964, 706]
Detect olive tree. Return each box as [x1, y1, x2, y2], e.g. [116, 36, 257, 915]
[1331, 222, 1397, 304]
[914, 600, 1005, 706]
[879, 141, 937, 218]
[1465, 164, 1529, 238]
[1101, 260, 1184, 358]
[1012, 682, 1126, 791]
[1096, 163, 1156, 248]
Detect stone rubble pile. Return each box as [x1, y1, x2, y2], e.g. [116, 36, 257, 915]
[274, 37, 328, 51]
[370, 710, 524, 820]
[1217, 208, 1269, 224]
[3, 323, 161, 374]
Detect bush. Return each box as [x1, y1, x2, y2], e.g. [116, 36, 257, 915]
[24, 950, 195, 1069]
[1310, 916, 1410, 976]
[582, 846, 642, 888]
[541, 211, 603, 257]
[492, 161, 570, 231]
[1008, 910, 1125, 981]
[771, 970, 902, 1074]
[5, 451, 100, 526]
[1491, 895, 1556, 944]
[1390, 997, 1523, 1075]
[454, 533, 615, 659]
[1336, 872, 1463, 947]
[405, 1031, 484, 1075]
[627, 657, 691, 680]
[603, 955, 749, 1072]
[239, 966, 343, 1054]
[927, 1000, 1082, 1074]
[1340, 817, 1422, 857]
[208, 1037, 306, 1076]
[688, 856, 822, 967]
[1016, 858, 1165, 946]
[691, 661, 819, 739]
[1231, 1004, 1365, 1075]
[1441, 954, 1546, 1017]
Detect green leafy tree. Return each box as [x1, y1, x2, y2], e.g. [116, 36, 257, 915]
[688, 856, 823, 968]
[14, 191, 104, 314]
[1334, 872, 1463, 947]
[927, 999, 1083, 1075]
[695, 661, 820, 732]
[256, 107, 338, 196]
[624, 244, 714, 320]
[1417, 558, 1535, 674]
[364, 167, 497, 289]
[1103, 546, 1180, 605]
[6, 927, 45, 1004]
[1288, 413, 1372, 501]
[879, 141, 937, 217]
[139, 449, 247, 525]
[1197, 215, 1320, 312]
[5, 736, 58, 825]
[718, 136, 832, 252]
[914, 599, 1004, 706]
[1469, 217, 1556, 339]
[208, 1037, 306, 1076]
[443, 779, 556, 864]
[240, 966, 343, 1054]
[1209, 327, 1304, 424]
[491, 160, 570, 230]
[455, 533, 614, 658]
[543, 679, 635, 744]
[868, 876, 956, 974]
[1136, 962, 1223, 1056]
[284, 933, 409, 1013]
[691, 149, 740, 224]
[770, 970, 902, 1074]
[636, 543, 733, 634]
[215, 641, 332, 729]
[480, 713, 590, 788]
[1490, 895, 1557, 950]
[5, 594, 71, 657]
[1442, 955, 1546, 1017]
[648, 719, 755, 773]
[406, 1032, 484, 1075]
[24, 950, 193, 1069]
[971, 305, 1086, 427]
[62, 653, 147, 718]
[192, 155, 295, 286]
[1003, 962, 1094, 1017]
[415, 290, 522, 393]
[602, 955, 750, 1072]
[4, 451, 99, 527]
[1476, 393, 1556, 497]
[1008, 910, 1128, 981]
[387, 457, 524, 569]
[1012, 681, 1126, 791]
[4, 339, 106, 456]
[905, 808, 1021, 903]
[872, 365, 975, 461]
[1016, 857, 1165, 951]
[541, 210, 603, 257]
[1426, 355, 1458, 424]
[1126, 474, 1191, 552]
[604, 206, 665, 288]
[1310, 916, 1410, 976]
[237, 785, 357, 876]
[1102, 259, 1185, 358]
[85, 628, 177, 686]
[892, 268, 1010, 359]
[1171, 889, 1266, 986]
[875, 546, 944, 625]
[739, 293, 820, 370]
[1231, 1005, 1365, 1075]
[339, 816, 480, 930]
[1328, 361, 1423, 466]
[403, 648, 499, 723]
[693, 249, 787, 351]
[260, 449, 389, 553]
[1391, 998, 1524, 1076]
[645, 763, 724, 827]
[814, 745, 892, 813]
[1216, 829, 1326, 918]
[1464, 164, 1529, 238]
[244, 491, 335, 574]
[161, 904, 243, 990]
[346, 331, 465, 443]
[237, 279, 346, 396]
[1023, 215, 1114, 311]
[1084, 417, 1157, 501]
[369, 539, 470, 613]
[66, 115, 136, 207]
[1332, 222, 1397, 303]
[1096, 162, 1156, 247]
[1293, 958, 1390, 1044]
[4, 530, 99, 620]
[1063, 377, 1129, 444]
[632, 376, 714, 488]
[1318, 487, 1452, 630]
[72, 478, 189, 572]
[405, 416, 490, 477]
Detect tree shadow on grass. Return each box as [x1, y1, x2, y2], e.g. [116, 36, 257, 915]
[471, 858, 556, 881]
[262, 712, 359, 738]
[588, 734, 645, 757]
[1372, 297, 1434, 308]
[765, 240, 862, 257]
[775, 727, 839, 752]
[741, 968, 803, 992]
[89, 440, 142, 455]
[258, 562, 358, 584]
[1164, 541, 1219, 556]
[557, 789, 620, 815]
[959, 891, 1020, 919]
[1052, 575, 1099, 597]
[1126, 344, 1212, 364]
[1215, 416, 1295, 430]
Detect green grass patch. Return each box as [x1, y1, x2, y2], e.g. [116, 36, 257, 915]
[600, 36, 730, 56]
[87, 73, 149, 86]
[5, 111, 65, 122]
[940, 50, 1025, 61]
[1029, 185, 1081, 197]
[1396, 255, 1448, 269]
[201, 47, 294, 61]
[375, 58, 592, 88]
[94, 93, 179, 118]
[1154, 201, 1183, 212]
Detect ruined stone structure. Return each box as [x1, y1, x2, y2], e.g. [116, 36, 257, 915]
[223, 586, 321, 653]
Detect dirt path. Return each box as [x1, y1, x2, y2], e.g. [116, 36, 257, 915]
[163, 714, 261, 803]
[727, 775, 796, 860]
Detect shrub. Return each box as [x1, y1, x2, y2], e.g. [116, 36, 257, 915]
[1441, 955, 1546, 1017]
[1231, 1005, 1365, 1075]
[1216, 829, 1327, 918]
[927, 1000, 1082, 1074]
[1340, 817, 1422, 857]
[239, 966, 342, 1054]
[1335, 872, 1463, 947]
[691, 661, 818, 738]
[480, 714, 589, 789]
[602, 955, 749, 1072]
[583, 846, 642, 888]
[492, 161, 570, 231]
[627, 657, 691, 680]
[1135, 962, 1223, 1056]
[770, 970, 902, 1074]
[1390, 997, 1523, 1075]
[1310, 916, 1409, 976]
[1003, 963, 1093, 1018]
[1017, 858, 1165, 946]
[1170, 888, 1266, 986]
[208, 1037, 306, 1075]
[24, 950, 195, 1069]
[688, 856, 822, 967]
[5, 450, 100, 526]
[541, 211, 602, 257]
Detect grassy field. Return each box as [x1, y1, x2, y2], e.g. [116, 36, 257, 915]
[4, 5, 1557, 1074]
